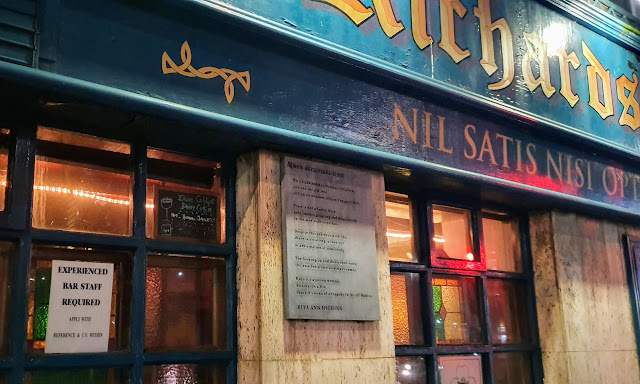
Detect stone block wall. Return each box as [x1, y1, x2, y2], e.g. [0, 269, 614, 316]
[530, 212, 640, 383]
[236, 151, 396, 384]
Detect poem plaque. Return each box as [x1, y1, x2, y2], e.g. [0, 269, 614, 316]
[281, 156, 380, 321]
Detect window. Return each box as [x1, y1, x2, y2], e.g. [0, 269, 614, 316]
[33, 127, 133, 236]
[25, 368, 129, 384]
[142, 364, 226, 384]
[0, 125, 235, 383]
[386, 192, 538, 384]
[145, 254, 226, 351]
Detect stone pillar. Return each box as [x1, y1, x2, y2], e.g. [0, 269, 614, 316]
[236, 150, 396, 384]
[530, 212, 640, 383]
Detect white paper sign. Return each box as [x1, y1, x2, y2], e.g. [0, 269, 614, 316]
[281, 156, 380, 321]
[45, 260, 114, 354]
[438, 355, 483, 384]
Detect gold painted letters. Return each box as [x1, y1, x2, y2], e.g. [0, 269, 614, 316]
[393, 104, 418, 143]
[616, 73, 640, 130]
[474, 0, 515, 90]
[521, 33, 555, 98]
[438, 0, 470, 63]
[310, 0, 374, 25]
[557, 48, 581, 107]
[582, 42, 614, 120]
[372, 0, 405, 37]
[411, 0, 433, 49]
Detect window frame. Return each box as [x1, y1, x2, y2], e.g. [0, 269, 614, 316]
[623, 235, 640, 371]
[386, 184, 542, 384]
[0, 120, 237, 384]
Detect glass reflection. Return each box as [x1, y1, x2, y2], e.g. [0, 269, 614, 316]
[483, 211, 521, 272]
[143, 364, 225, 384]
[493, 353, 532, 384]
[432, 276, 481, 345]
[385, 193, 416, 262]
[432, 205, 474, 261]
[145, 254, 226, 351]
[26, 368, 128, 384]
[390, 272, 423, 345]
[488, 279, 530, 345]
[396, 357, 427, 384]
[33, 127, 132, 236]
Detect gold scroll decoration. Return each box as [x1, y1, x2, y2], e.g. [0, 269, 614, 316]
[162, 41, 250, 104]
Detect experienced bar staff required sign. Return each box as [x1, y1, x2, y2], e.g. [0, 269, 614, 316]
[44, 260, 114, 354]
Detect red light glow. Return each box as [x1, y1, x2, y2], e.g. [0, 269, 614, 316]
[466, 253, 474, 261]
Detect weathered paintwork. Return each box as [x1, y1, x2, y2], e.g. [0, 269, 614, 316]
[7, 0, 633, 216]
[211, 0, 640, 155]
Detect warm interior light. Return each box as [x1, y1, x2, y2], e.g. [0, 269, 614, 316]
[32, 183, 130, 205]
[433, 235, 445, 243]
[466, 253, 474, 261]
[387, 231, 412, 238]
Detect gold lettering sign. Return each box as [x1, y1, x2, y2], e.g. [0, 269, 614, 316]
[617, 74, 640, 131]
[522, 33, 556, 98]
[411, 0, 433, 49]
[582, 42, 614, 120]
[557, 48, 581, 107]
[474, 0, 514, 90]
[306, 0, 640, 135]
[439, 0, 470, 63]
[162, 41, 250, 104]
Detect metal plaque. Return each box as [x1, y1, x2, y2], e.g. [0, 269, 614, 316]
[281, 156, 380, 321]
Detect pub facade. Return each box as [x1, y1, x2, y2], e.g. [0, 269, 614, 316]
[0, 0, 639, 383]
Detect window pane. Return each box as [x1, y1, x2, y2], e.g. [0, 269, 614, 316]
[483, 211, 521, 272]
[143, 364, 225, 384]
[492, 353, 532, 384]
[27, 247, 132, 353]
[396, 357, 427, 384]
[0, 129, 10, 212]
[438, 355, 483, 384]
[385, 193, 416, 262]
[33, 127, 132, 236]
[432, 205, 474, 262]
[26, 368, 128, 384]
[145, 254, 226, 351]
[487, 279, 530, 345]
[146, 149, 225, 244]
[390, 272, 424, 345]
[0, 243, 13, 355]
[432, 276, 481, 345]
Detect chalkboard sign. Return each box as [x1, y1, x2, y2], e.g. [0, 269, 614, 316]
[155, 189, 218, 241]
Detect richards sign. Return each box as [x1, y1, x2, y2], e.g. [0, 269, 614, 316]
[215, 0, 640, 153]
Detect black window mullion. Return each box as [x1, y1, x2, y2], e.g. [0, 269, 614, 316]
[8, 233, 31, 384]
[7, 122, 36, 384]
[223, 159, 237, 384]
[422, 269, 435, 350]
[520, 216, 540, 348]
[471, 209, 483, 267]
[6, 121, 36, 230]
[130, 138, 148, 384]
[479, 275, 495, 384]
[427, 354, 438, 384]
